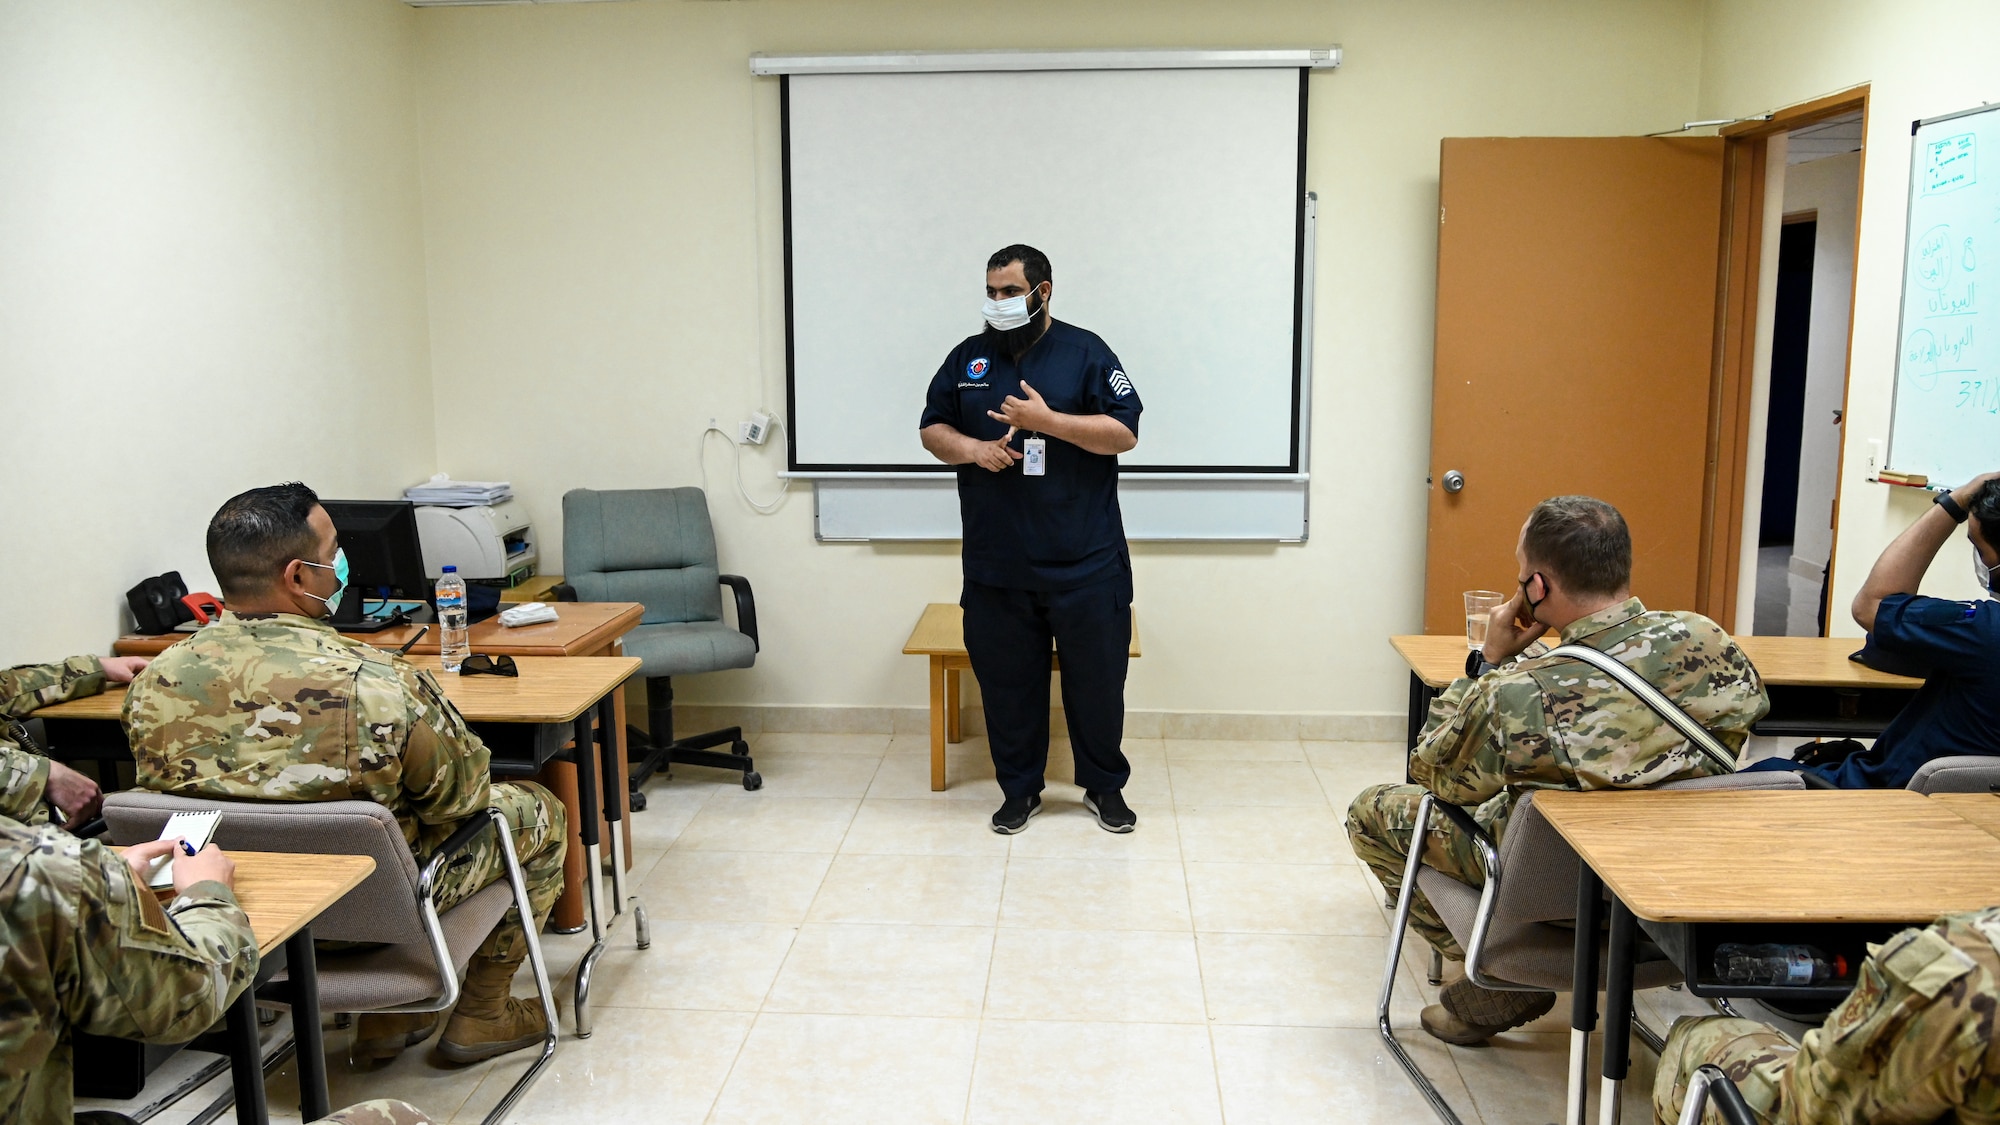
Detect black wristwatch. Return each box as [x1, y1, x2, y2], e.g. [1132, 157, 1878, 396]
[1936, 491, 1969, 523]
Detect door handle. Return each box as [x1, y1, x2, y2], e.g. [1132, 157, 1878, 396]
[1442, 470, 1465, 494]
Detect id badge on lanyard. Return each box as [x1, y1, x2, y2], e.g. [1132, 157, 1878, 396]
[1023, 436, 1047, 476]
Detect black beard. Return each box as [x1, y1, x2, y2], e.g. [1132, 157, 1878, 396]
[983, 293, 1048, 359]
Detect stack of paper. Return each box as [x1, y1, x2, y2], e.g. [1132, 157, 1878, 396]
[405, 474, 513, 507]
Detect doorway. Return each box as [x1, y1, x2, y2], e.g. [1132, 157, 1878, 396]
[1745, 111, 1865, 636]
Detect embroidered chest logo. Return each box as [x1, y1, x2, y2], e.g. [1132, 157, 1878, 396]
[967, 357, 990, 381]
[1108, 369, 1135, 398]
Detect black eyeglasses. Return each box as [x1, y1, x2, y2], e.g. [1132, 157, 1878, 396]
[459, 654, 518, 678]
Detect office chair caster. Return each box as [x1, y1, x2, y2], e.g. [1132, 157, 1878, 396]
[742, 771, 763, 791]
[629, 788, 649, 812]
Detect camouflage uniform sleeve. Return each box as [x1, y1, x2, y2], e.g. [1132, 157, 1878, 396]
[0, 744, 51, 823]
[0, 656, 106, 719]
[1407, 673, 1518, 807]
[395, 666, 492, 827]
[60, 836, 261, 1044]
[1786, 919, 1990, 1122]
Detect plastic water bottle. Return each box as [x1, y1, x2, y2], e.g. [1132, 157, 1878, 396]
[1712, 943, 1847, 986]
[436, 566, 469, 672]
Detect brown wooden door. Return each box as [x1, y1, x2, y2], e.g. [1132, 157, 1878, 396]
[1423, 137, 1727, 634]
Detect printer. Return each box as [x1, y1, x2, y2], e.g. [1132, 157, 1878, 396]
[414, 499, 537, 583]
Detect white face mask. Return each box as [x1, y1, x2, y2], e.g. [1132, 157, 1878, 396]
[982, 287, 1041, 332]
[1977, 554, 1996, 597]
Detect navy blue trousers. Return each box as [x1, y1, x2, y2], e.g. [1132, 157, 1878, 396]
[961, 563, 1133, 800]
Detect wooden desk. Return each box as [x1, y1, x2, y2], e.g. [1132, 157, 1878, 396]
[110, 601, 642, 659]
[39, 655, 642, 934]
[94, 849, 374, 1124]
[1536, 789, 2000, 1125]
[903, 603, 1140, 792]
[1932, 792, 2000, 838]
[1388, 633, 1924, 749]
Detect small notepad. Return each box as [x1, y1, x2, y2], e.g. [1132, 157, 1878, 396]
[149, 809, 222, 889]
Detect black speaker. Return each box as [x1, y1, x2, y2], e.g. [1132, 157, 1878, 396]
[125, 571, 192, 634]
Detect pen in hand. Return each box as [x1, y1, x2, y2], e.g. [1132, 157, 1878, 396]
[180, 839, 198, 857]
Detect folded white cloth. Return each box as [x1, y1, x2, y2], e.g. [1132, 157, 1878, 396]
[498, 601, 559, 628]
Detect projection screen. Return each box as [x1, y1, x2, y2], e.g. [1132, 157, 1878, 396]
[781, 65, 1310, 473]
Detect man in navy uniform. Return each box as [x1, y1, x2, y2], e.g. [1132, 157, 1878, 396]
[1746, 470, 2000, 787]
[919, 244, 1143, 835]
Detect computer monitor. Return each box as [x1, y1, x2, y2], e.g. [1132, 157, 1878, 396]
[319, 500, 431, 630]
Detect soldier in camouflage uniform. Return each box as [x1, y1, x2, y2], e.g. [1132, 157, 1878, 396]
[0, 814, 258, 1121]
[1347, 496, 1768, 1045]
[122, 483, 567, 1067]
[1, 654, 150, 827]
[1655, 906, 2000, 1124]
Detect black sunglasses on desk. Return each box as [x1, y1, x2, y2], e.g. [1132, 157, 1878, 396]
[458, 654, 518, 677]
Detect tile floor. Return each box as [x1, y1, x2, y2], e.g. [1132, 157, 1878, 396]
[125, 734, 1747, 1125]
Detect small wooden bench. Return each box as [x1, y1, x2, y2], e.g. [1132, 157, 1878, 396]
[902, 602, 1141, 791]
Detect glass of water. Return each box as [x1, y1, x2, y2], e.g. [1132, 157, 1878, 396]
[1463, 590, 1507, 651]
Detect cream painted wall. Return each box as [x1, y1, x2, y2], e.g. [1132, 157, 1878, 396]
[414, 0, 1706, 715]
[1700, 0, 2000, 629]
[1784, 150, 1860, 571]
[0, 1, 437, 666]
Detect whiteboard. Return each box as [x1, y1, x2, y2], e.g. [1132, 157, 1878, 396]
[812, 477, 1309, 541]
[781, 66, 1309, 472]
[1886, 102, 2000, 486]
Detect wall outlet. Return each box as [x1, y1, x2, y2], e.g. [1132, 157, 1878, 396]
[742, 410, 773, 445]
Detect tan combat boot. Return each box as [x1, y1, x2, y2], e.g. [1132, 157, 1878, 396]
[1419, 978, 1557, 1046]
[349, 1011, 440, 1064]
[436, 951, 549, 1065]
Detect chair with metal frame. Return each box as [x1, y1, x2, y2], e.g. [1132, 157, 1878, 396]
[1674, 1064, 1759, 1125]
[103, 792, 559, 1125]
[1379, 642, 1806, 1125]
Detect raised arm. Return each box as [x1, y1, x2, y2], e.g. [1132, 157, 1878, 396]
[984, 381, 1137, 456]
[1854, 472, 2000, 631]
[1407, 677, 1510, 808]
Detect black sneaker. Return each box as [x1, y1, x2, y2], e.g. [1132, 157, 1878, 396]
[991, 793, 1041, 834]
[1083, 789, 1137, 833]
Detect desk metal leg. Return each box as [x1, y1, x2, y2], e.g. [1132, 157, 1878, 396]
[597, 693, 649, 951]
[571, 712, 607, 1039]
[1568, 866, 1604, 1125]
[1406, 671, 1430, 752]
[1600, 895, 1639, 1125]
[225, 985, 268, 1125]
[285, 925, 329, 1122]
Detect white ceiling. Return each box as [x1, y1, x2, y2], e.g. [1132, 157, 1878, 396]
[1787, 110, 1864, 164]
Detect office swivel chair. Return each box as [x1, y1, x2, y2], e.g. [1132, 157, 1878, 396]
[558, 487, 761, 808]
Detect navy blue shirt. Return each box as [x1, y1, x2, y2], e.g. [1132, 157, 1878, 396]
[1812, 593, 2000, 788]
[919, 321, 1142, 592]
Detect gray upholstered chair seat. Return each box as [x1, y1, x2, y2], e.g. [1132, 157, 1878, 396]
[624, 620, 757, 679]
[1907, 754, 2000, 793]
